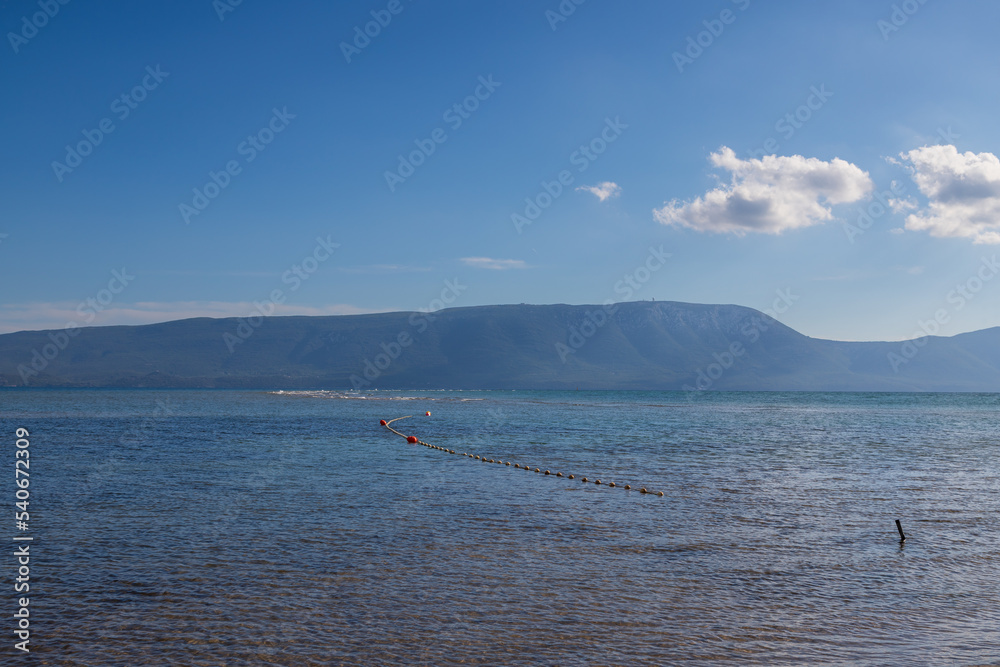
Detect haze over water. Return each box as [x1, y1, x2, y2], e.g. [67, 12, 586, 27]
[5, 388, 999, 665]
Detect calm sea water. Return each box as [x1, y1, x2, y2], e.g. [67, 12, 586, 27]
[2, 389, 999, 665]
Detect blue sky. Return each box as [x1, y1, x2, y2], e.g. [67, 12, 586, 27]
[2, 0, 1000, 341]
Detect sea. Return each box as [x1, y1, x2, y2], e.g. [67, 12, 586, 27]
[2, 389, 999, 666]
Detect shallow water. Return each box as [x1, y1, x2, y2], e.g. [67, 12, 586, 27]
[3, 389, 999, 665]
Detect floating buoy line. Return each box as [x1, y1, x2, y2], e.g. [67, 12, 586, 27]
[381, 416, 664, 497]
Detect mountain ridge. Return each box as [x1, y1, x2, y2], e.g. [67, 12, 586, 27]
[1, 301, 998, 391]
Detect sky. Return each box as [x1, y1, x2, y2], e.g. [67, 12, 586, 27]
[2, 0, 1000, 341]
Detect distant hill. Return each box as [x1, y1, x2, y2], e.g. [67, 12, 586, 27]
[1, 301, 999, 390]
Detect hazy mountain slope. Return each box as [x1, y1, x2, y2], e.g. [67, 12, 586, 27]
[1, 301, 998, 390]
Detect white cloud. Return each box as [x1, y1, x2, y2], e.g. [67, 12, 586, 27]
[576, 181, 621, 202]
[654, 147, 873, 235]
[459, 257, 527, 270]
[0, 301, 379, 334]
[889, 196, 917, 214]
[896, 144, 1000, 244]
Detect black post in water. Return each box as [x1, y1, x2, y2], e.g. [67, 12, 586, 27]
[895, 519, 906, 541]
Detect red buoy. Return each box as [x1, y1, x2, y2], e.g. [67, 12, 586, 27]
[379, 420, 387, 426]
[406, 436, 418, 444]
[425, 411, 431, 416]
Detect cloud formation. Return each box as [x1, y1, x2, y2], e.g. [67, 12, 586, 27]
[654, 147, 873, 235]
[896, 144, 1000, 244]
[459, 257, 527, 270]
[576, 181, 621, 202]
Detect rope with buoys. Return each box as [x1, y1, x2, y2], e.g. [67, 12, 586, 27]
[381, 416, 664, 497]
